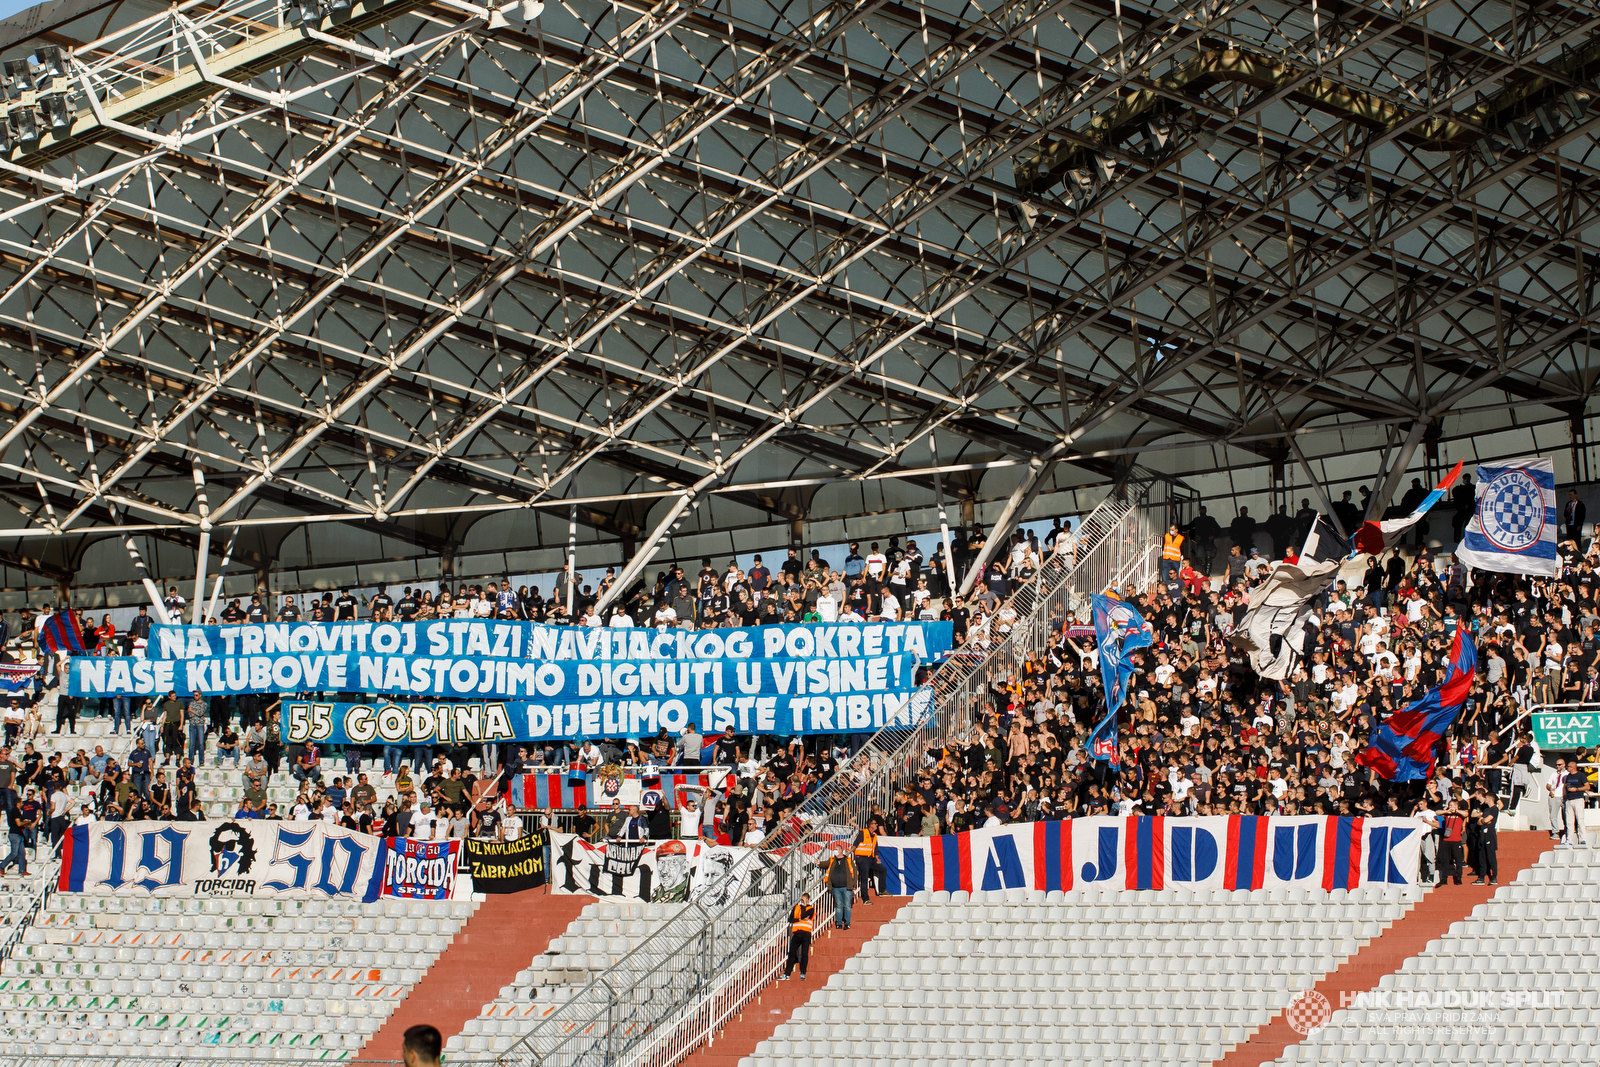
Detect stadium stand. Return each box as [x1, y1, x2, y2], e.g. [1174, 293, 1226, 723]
[730, 885, 1424, 1067]
[442, 899, 712, 1057]
[1262, 844, 1599, 1066]
[0, 892, 474, 1058]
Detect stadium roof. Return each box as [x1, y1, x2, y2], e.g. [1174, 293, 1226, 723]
[0, 0, 1596, 602]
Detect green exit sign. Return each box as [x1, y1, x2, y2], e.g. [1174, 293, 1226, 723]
[1534, 710, 1600, 750]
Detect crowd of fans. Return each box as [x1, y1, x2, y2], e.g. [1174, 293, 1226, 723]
[3, 490, 1597, 893]
[849, 499, 1599, 889]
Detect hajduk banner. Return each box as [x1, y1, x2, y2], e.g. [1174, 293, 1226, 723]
[275, 684, 931, 747]
[871, 816, 1422, 895]
[383, 838, 460, 900]
[58, 820, 388, 901]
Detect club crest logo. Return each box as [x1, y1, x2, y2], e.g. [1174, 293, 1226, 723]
[1478, 468, 1546, 551]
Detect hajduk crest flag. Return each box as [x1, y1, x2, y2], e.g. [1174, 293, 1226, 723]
[1351, 460, 1463, 556]
[1088, 593, 1151, 767]
[1355, 627, 1476, 782]
[1454, 456, 1559, 577]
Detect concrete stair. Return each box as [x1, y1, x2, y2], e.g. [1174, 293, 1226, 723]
[360, 890, 594, 1059]
[1214, 830, 1555, 1067]
[677, 897, 910, 1067]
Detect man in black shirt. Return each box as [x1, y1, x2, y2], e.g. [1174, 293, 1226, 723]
[397, 588, 419, 621]
[246, 596, 267, 624]
[279, 597, 301, 621]
[221, 599, 245, 624]
[335, 589, 358, 621]
[369, 586, 394, 621]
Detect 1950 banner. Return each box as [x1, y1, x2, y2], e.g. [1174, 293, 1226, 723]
[872, 815, 1422, 894]
[59, 820, 389, 901]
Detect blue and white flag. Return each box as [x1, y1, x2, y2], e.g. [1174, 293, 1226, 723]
[1455, 456, 1558, 577]
[1088, 593, 1152, 767]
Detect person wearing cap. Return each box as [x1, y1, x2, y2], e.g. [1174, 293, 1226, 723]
[412, 799, 436, 841]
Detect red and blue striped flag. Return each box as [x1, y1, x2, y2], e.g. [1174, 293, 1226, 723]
[40, 610, 86, 655]
[1355, 628, 1476, 781]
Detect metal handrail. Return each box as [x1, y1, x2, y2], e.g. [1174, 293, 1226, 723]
[1503, 702, 1600, 743]
[498, 503, 1155, 1067]
[0, 861, 57, 964]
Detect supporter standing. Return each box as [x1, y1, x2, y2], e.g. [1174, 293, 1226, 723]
[777, 892, 814, 981]
[825, 844, 856, 930]
[1548, 758, 1569, 840]
[1438, 799, 1465, 885]
[186, 692, 208, 764]
[1471, 787, 1499, 885]
[1563, 761, 1590, 846]
[851, 817, 878, 905]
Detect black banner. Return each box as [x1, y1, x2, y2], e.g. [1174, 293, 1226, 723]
[463, 830, 548, 894]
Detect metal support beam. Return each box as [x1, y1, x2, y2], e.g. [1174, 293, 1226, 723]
[205, 530, 239, 623]
[930, 433, 958, 600]
[958, 455, 1060, 597]
[112, 510, 172, 626]
[1366, 420, 1428, 522]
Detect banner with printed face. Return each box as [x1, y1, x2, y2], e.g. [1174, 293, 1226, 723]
[270, 685, 931, 747]
[383, 838, 460, 900]
[872, 816, 1422, 895]
[550, 833, 703, 902]
[144, 620, 952, 663]
[57, 821, 388, 901]
[548, 833, 801, 903]
[71, 652, 923, 710]
[461, 830, 548, 894]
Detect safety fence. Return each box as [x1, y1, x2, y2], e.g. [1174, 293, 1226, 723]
[499, 498, 1159, 1067]
[0, 862, 58, 964]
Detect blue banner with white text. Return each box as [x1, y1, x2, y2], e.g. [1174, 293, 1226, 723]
[283, 686, 932, 745]
[70, 650, 921, 703]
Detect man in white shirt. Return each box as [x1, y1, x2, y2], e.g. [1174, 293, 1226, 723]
[816, 588, 839, 622]
[653, 602, 677, 628]
[609, 607, 634, 627]
[864, 544, 887, 581]
[878, 592, 900, 622]
[411, 801, 436, 841]
[678, 793, 702, 841]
